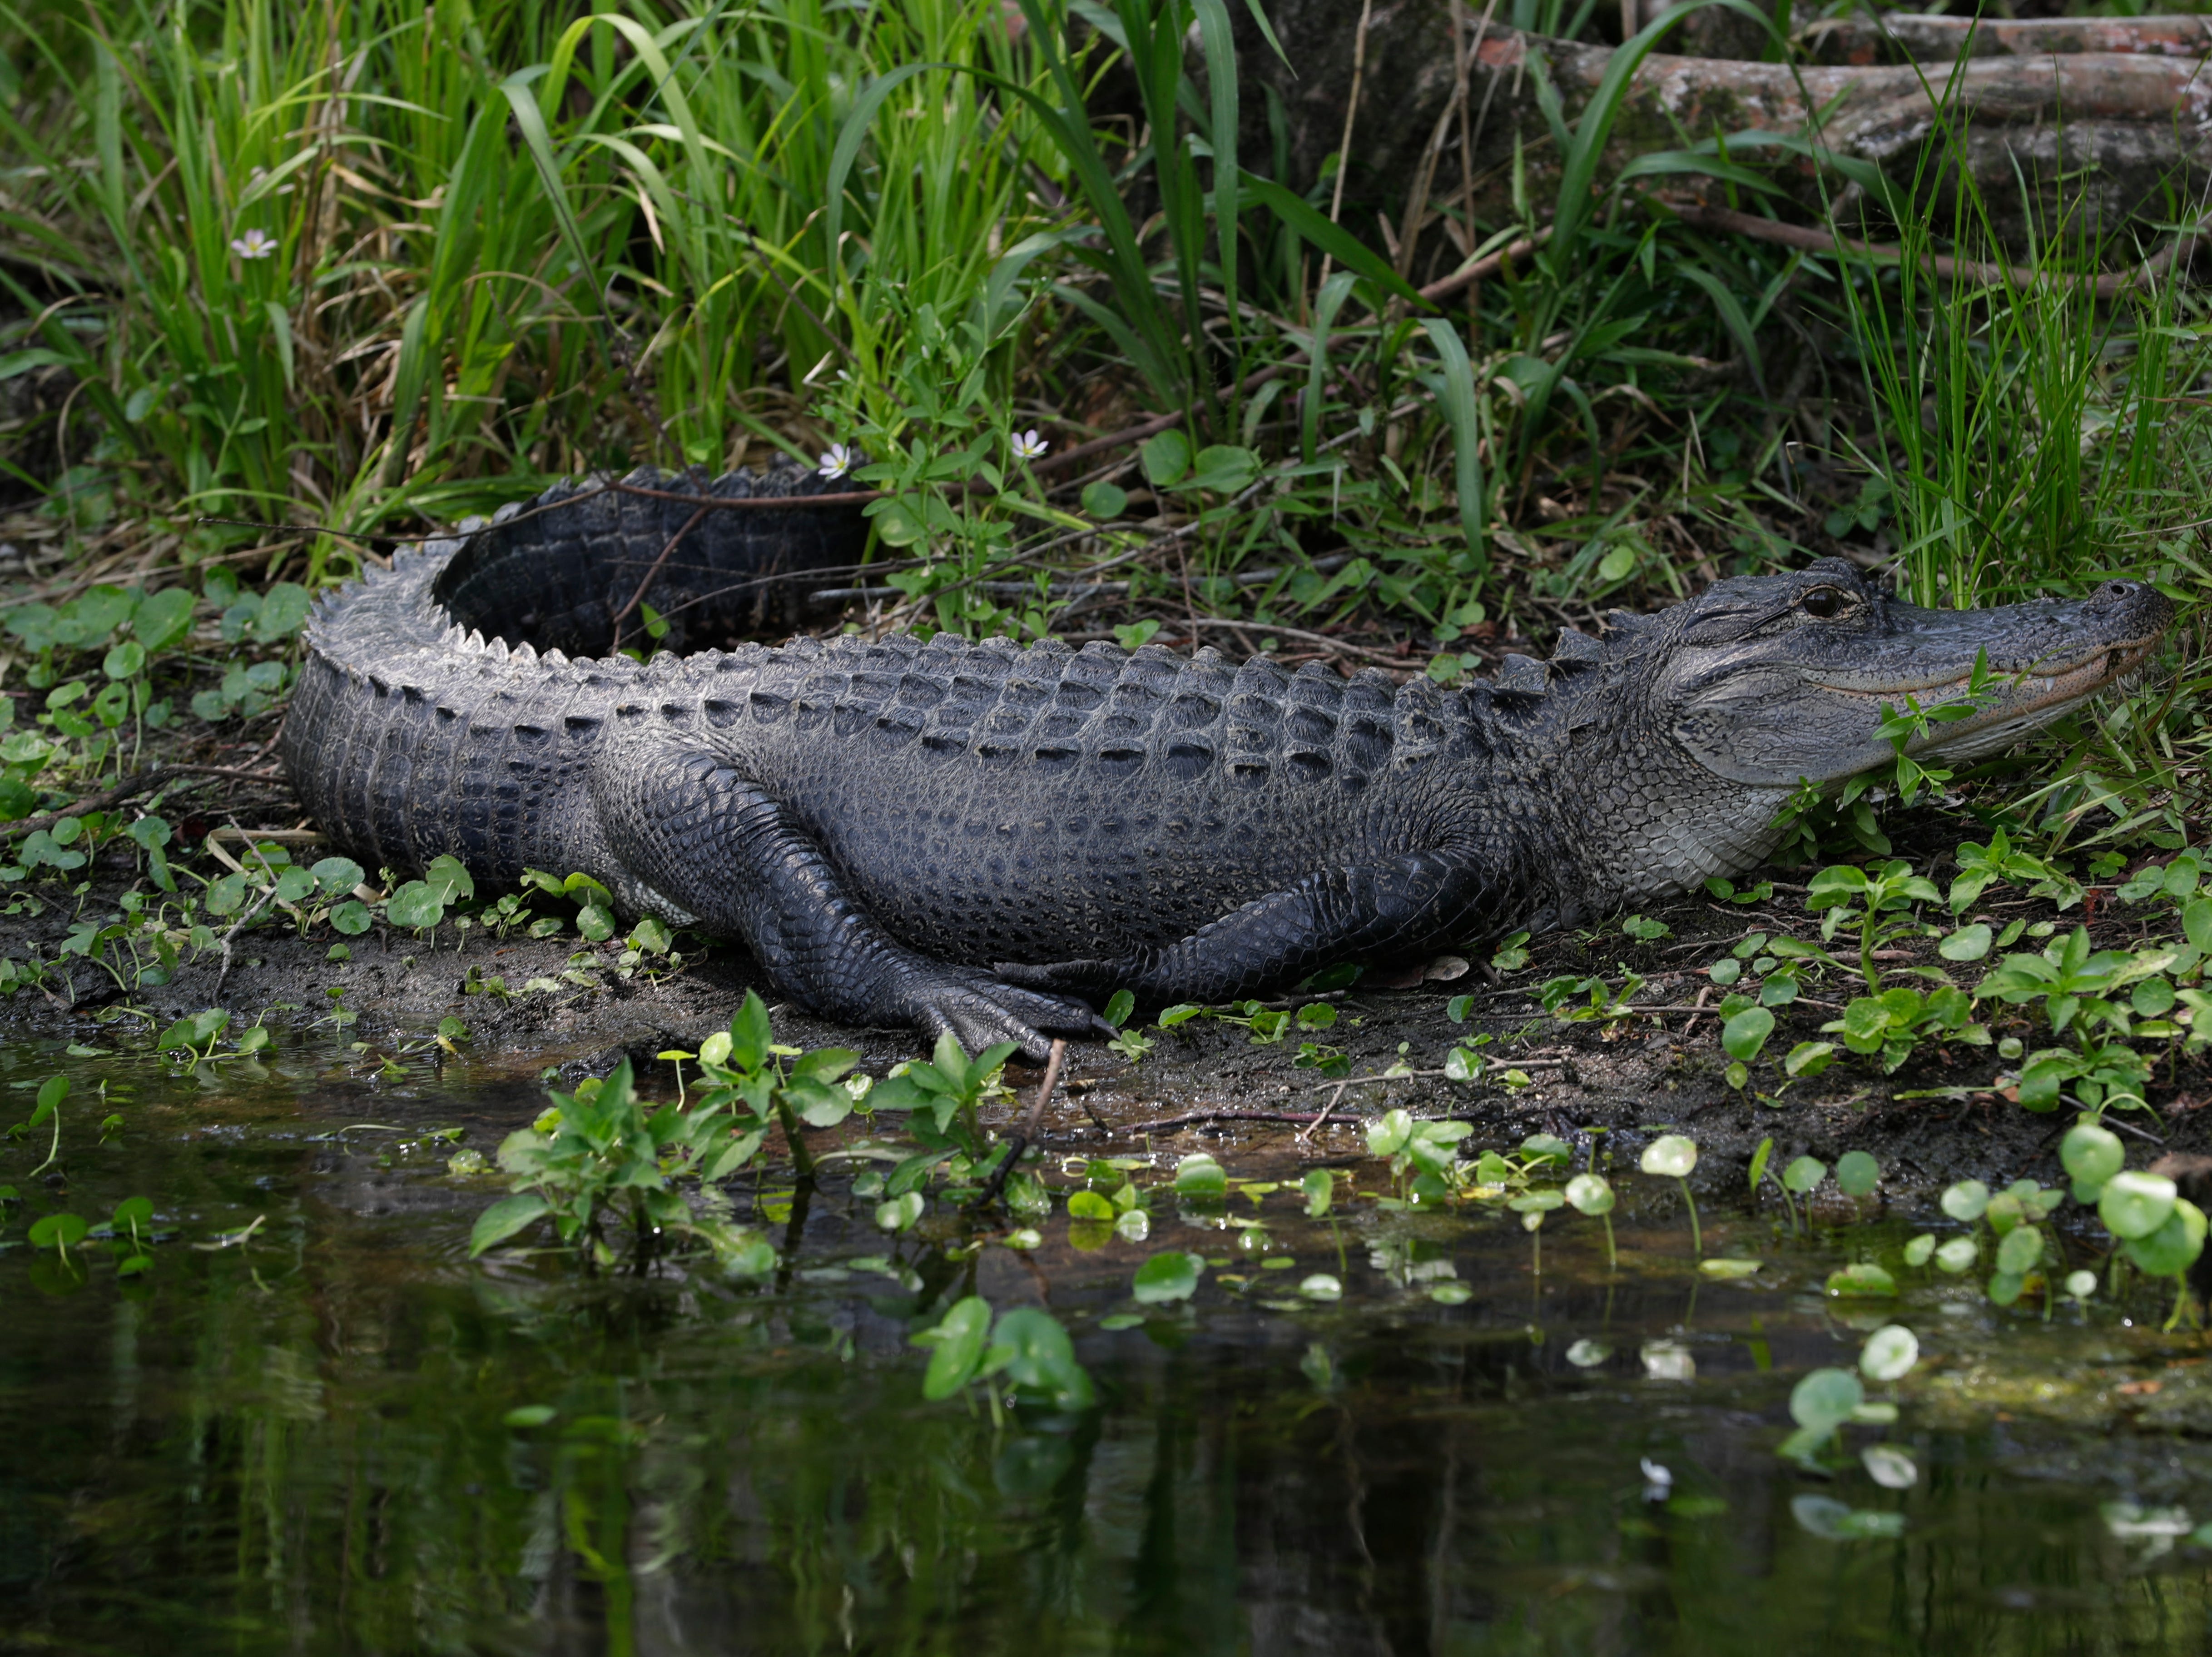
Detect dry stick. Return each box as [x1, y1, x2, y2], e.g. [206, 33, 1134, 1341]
[213, 877, 285, 1001]
[1319, 0, 1379, 290]
[1453, 2, 1490, 270]
[1128, 1108, 1334, 1133]
[1298, 1078, 1356, 1144]
[607, 502, 710, 655]
[1671, 202, 2212, 298]
[4, 765, 282, 840]
[973, 1038, 1067, 1209]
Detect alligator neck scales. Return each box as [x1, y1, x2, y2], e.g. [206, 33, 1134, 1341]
[282, 466, 2172, 1059]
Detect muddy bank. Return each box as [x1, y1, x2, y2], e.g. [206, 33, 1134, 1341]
[4, 849, 2203, 1215]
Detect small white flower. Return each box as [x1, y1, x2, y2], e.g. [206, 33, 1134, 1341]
[817, 443, 853, 480]
[229, 228, 277, 260]
[1011, 428, 1049, 461]
[1640, 1458, 1674, 1502]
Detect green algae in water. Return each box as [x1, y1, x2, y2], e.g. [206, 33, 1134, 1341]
[7, 1031, 2212, 1653]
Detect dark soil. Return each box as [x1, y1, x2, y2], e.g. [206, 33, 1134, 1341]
[6, 830, 2205, 1219]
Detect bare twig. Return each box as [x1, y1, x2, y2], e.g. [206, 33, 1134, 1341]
[213, 877, 284, 1001]
[1126, 1108, 1336, 1133]
[1298, 1078, 1355, 1144]
[3, 765, 283, 840]
[1671, 201, 2212, 298]
[973, 1038, 1066, 1209]
[607, 502, 709, 654]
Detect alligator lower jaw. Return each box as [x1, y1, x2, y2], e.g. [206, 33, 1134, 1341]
[1811, 633, 2162, 746]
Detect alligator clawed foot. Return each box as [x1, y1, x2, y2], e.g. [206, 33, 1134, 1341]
[899, 970, 1107, 1064]
[992, 958, 1125, 998]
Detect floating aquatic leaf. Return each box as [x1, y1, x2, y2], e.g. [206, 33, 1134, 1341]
[1366, 1110, 1413, 1159]
[1859, 1325, 1918, 1382]
[1641, 1340, 1694, 1381]
[1861, 1445, 1918, 1489]
[1133, 1250, 1203, 1304]
[1793, 1495, 1905, 1540]
[1790, 1367, 1864, 1434]
[1825, 1263, 1897, 1298]
[917, 1297, 992, 1400]
[1996, 1224, 2044, 1276]
[1935, 1237, 1979, 1274]
[1699, 1258, 1761, 1279]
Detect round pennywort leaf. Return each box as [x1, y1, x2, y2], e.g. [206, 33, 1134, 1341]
[1565, 1173, 1614, 1215]
[1641, 1134, 1697, 1178]
[2099, 1171, 2178, 1242]
[2060, 1121, 2124, 1194]
[1859, 1324, 1919, 1383]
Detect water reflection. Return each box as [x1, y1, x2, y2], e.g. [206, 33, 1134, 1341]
[3, 1032, 2212, 1654]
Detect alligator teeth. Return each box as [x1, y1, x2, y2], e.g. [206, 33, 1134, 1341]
[513, 641, 536, 662]
[545, 649, 568, 666]
[466, 628, 487, 652]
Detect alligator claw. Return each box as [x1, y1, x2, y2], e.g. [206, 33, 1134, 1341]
[901, 971, 1104, 1064]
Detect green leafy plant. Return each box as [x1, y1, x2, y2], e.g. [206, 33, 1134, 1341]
[470, 1019, 795, 1272]
[912, 1295, 1094, 1417]
[1641, 1134, 1701, 1257]
[1806, 861, 1941, 995]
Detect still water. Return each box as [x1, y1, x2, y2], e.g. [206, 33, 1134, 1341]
[4, 1026, 2211, 1655]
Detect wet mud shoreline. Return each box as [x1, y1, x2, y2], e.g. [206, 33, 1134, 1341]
[5, 856, 2204, 1216]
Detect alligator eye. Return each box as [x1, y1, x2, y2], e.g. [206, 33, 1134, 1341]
[1800, 587, 1846, 619]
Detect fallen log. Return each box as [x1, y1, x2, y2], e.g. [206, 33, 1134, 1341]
[1806, 12, 2212, 67]
[1225, 6, 2212, 265]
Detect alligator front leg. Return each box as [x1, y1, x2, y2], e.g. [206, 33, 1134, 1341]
[995, 850, 1491, 1006]
[596, 746, 1104, 1060]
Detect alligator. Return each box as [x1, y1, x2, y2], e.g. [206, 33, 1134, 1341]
[282, 466, 2172, 1060]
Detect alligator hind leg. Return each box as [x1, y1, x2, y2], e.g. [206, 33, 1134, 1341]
[596, 746, 1105, 1060]
[996, 851, 1489, 1007]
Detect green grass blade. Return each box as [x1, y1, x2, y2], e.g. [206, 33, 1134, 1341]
[1241, 171, 1427, 310]
[498, 71, 607, 364]
[1303, 269, 1357, 464]
[1420, 318, 1487, 587]
[823, 60, 936, 290]
[1677, 266, 1763, 391]
[1550, 0, 1771, 269]
[1190, 0, 1240, 333]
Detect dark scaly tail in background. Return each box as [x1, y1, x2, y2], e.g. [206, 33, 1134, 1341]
[431, 457, 868, 658]
[283, 459, 869, 884]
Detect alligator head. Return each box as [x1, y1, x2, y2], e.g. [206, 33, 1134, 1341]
[1532, 557, 2172, 905]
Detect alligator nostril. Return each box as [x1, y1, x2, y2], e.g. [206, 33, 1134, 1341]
[2102, 580, 2140, 600]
